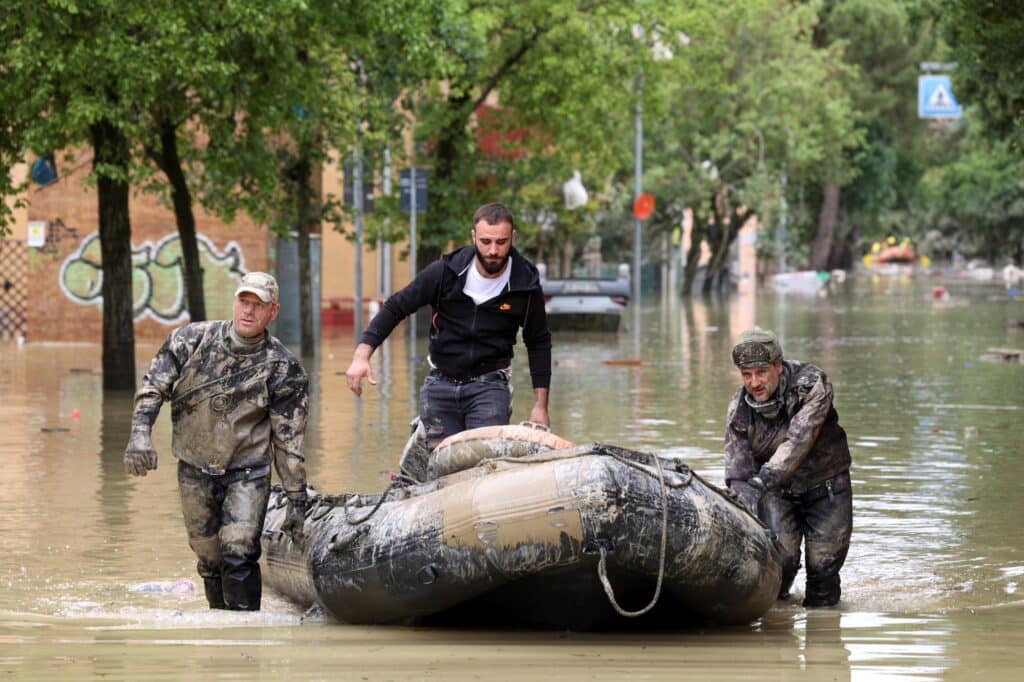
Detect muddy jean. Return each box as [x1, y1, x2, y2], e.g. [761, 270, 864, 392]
[760, 470, 853, 607]
[177, 461, 270, 610]
[419, 370, 512, 451]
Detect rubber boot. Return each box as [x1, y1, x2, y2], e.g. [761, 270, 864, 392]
[803, 575, 841, 608]
[222, 558, 262, 611]
[202, 576, 227, 609]
[778, 557, 798, 600]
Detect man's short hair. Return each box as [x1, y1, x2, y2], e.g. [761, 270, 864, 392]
[732, 327, 783, 368]
[473, 203, 515, 231]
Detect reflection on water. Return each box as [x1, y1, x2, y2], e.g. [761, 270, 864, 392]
[1, 274, 1022, 679]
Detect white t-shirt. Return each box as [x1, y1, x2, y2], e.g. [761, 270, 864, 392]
[462, 255, 512, 304]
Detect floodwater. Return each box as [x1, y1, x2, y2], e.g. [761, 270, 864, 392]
[2, 271, 1023, 680]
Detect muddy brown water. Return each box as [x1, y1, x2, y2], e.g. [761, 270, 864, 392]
[2, 272, 1022, 680]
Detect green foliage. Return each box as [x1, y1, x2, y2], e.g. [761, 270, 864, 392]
[642, 0, 860, 282]
[945, 0, 1024, 149]
[926, 122, 1024, 260]
[4, 0, 1021, 283]
[773, 0, 941, 267]
[411, 0, 682, 256]
[0, 1, 449, 238]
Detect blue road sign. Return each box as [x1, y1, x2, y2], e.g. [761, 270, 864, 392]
[918, 75, 962, 119]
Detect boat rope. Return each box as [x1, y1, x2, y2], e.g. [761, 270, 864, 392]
[482, 444, 692, 487]
[596, 450, 669, 618]
[343, 481, 402, 525]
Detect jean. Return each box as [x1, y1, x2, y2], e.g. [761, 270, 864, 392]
[419, 369, 512, 451]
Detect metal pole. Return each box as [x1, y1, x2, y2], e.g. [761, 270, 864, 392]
[409, 160, 418, 346]
[354, 150, 364, 335]
[408, 159, 419, 412]
[633, 78, 643, 341]
[381, 149, 393, 297]
[778, 173, 788, 274]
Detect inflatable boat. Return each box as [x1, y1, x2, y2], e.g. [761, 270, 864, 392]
[261, 425, 783, 630]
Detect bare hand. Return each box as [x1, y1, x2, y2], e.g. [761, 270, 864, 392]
[344, 357, 377, 396]
[528, 405, 550, 429]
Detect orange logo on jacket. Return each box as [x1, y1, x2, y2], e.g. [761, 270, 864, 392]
[499, 303, 512, 310]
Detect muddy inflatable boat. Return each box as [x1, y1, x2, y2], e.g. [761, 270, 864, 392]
[261, 425, 783, 630]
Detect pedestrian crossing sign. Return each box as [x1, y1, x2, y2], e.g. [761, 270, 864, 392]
[918, 75, 962, 119]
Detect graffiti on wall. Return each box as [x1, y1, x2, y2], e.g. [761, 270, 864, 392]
[35, 219, 80, 259]
[59, 232, 248, 323]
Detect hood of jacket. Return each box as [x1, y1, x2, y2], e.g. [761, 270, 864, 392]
[443, 245, 541, 292]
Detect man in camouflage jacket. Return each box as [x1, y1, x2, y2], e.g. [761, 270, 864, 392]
[123, 272, 308, 611]
[724, 327, 853, 607]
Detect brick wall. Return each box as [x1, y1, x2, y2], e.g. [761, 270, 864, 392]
[24, 150, 271, 342]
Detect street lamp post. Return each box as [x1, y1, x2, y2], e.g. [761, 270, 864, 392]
[777, 173, 788, 274]
[633, 77, 643, 341]
[629, 26, 688, 340]
[634, 85, 643, 296]
[353, 149, 364, 336]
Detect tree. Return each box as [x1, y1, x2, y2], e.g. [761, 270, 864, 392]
[798, 0, 935, 270]
[2, 1, 177, 389]
[643, 0, 859, 293]
[191, 1, 449, 356]
[410, 0, 695, 262]
[3, 1, 450, 370]
[928, 124, 1024, 262]
[945, 0, 1024, 149]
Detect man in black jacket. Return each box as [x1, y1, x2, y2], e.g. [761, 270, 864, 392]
[345, 202, 552, 460]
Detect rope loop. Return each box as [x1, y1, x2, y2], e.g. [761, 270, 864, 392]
[595, 451, 669, 618]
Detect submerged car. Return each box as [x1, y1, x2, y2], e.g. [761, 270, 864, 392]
[539, 263, 630, 331]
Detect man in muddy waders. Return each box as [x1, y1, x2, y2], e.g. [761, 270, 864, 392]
[344, 202, 551, 480]
[724, 327, 853, 607]
[123, 272, 308, 611]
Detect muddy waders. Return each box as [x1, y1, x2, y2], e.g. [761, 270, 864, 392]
[760, 471, 852, 607]
[178, 461, 270, 610]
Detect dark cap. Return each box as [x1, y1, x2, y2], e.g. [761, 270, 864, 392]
[732, 327, 783, 368]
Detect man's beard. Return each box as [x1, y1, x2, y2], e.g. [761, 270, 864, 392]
[476, 248, 509, 275]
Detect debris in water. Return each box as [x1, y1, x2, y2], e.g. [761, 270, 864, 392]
[129, 579, 196, 596]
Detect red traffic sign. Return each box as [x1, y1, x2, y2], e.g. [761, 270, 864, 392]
[633, 193, 655, 220]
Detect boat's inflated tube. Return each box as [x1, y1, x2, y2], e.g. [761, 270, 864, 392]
[426, 423, 574, 479]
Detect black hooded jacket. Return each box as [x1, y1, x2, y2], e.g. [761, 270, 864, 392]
[360, 245, 551, 388]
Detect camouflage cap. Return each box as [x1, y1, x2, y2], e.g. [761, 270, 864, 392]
[732, 327, 783, 368]
[235, 271, 279, 304]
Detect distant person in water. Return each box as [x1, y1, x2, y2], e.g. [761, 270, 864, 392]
[723, 327, 853, 607]
[1003, 258, 1021, 293]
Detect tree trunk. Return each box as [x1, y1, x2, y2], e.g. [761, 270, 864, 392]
[703, 217, 733, 295]
[423, 93, 471, 265]
[91, 120, 136, 391]
[682, 215, 707, 297]
[701, 196, 725, 295]
[811, 182, 840, 271]
[155, 119, 206, 321]
[293, 152, 315, 359]
[706, 206, 753, 294]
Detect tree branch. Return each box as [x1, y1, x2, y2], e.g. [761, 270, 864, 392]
[471, 26, 549, 113]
